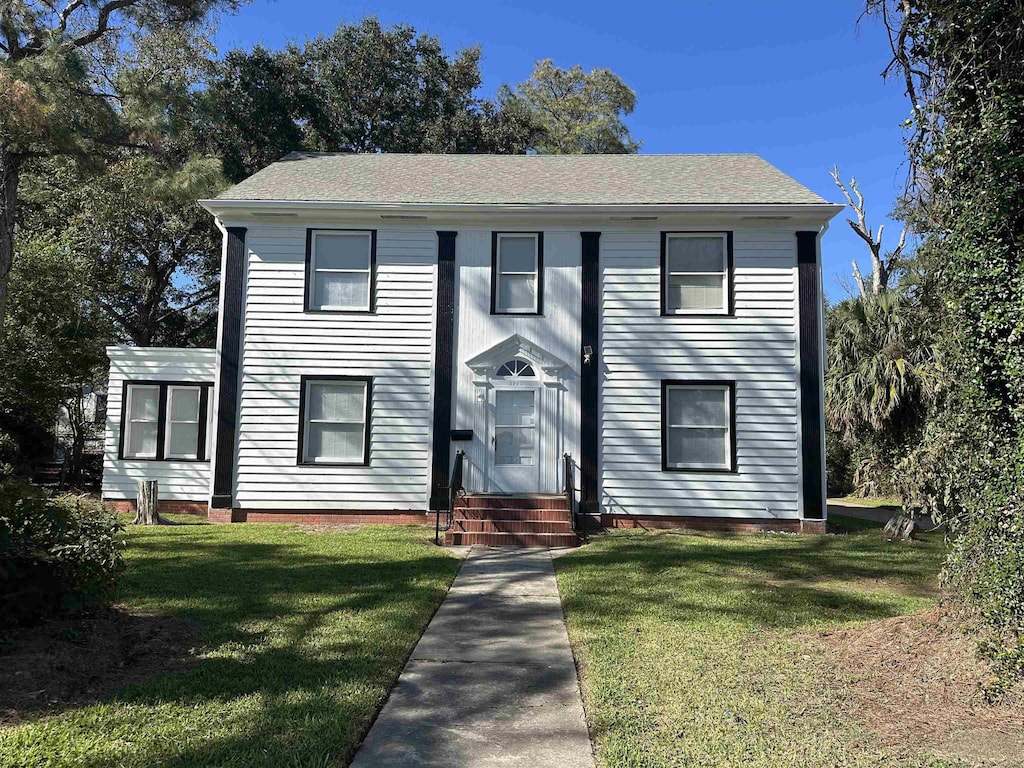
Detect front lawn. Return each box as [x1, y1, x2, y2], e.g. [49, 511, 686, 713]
[555, 522, 956, 767]
[0, 520, 459, 768]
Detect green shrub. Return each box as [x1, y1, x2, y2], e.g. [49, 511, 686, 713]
[0, 475, 125, 625]
[825, 428, 853, 497]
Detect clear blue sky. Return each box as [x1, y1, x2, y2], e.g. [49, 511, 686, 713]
[213, 0, 910, 302]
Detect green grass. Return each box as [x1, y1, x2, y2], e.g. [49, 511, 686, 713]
[0, 520, 460, 768]
[555, 527, 953, 768]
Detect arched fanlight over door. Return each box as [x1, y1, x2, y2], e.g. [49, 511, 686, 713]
[496, 360, 536, 378]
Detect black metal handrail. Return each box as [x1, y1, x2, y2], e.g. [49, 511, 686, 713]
[435, 450, 465, 545]
[563, 452, 578, 533]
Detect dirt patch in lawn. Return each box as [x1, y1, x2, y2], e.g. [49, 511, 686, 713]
[818, 609, 1024, 765]
[0, 607, 198, 725]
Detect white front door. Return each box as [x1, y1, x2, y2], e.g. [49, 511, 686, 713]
[488, 387, 540, 492]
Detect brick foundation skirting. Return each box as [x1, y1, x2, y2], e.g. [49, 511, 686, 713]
[601, 514, 826, 535]
[105, 499, 208, 516]
[213, 509, 434, 526]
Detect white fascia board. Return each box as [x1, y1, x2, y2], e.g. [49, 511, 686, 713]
[200, 198, 845, 226]
[106, 345, 217, 361]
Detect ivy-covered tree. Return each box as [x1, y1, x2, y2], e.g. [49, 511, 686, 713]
[868, 0, 1024, 691]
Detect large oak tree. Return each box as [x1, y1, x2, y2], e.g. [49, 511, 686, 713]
[0, 0, 246, 328]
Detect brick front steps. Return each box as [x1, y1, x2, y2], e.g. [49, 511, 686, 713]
[444, 495, 581, 548]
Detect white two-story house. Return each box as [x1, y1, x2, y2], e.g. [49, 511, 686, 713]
[102, 153, 840, 543]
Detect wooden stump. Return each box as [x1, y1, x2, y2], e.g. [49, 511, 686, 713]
[883, 513, 916, 541]
[133, 480, 171, 525]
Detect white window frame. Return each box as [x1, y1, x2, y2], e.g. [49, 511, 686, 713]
[164, 385, 203, 460]
[301, 378, 370, 465]
[308, 230, 373, 312]
[663, 232, 729, 315]
[124, 384, 160, 459]
[495, 233, 540, 314]
[663, 383, 733, 471]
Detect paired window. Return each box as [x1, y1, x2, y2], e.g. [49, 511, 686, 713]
[492, 232, 543, 314]
[299, 376, 371, 465]
[121, 382, 211, 461]
[662, 381, 735, 472]
[662, 232, 732, 315]
[306, 229, 376, 312]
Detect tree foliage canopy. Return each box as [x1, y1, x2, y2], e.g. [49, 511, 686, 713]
[202, 18, 545, 183]
[499, 59, 640, 154]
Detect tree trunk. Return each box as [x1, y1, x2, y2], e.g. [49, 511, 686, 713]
[0, 146, 20, 329]
[133, 479, 173, 525]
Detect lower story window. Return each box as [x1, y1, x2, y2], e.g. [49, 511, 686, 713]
[300, 377, 371, 465]
[662, 381, 734, 471]
[121, 382, 210, 461]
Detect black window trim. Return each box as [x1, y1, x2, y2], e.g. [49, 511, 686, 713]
[660, 379, 737, 474]
[304, 228, 378, 314]
[490, 231, 544, 316]
[297, 374, 373, 467]
[118, 380, 212, 462]
[660, 231, 734, 317]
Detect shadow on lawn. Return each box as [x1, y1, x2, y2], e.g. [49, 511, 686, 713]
[7, 527, 459, 768]
[556, 530, 945, 633]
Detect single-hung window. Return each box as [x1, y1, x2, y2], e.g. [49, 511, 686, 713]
[165, 386, 202, 459]
[663, 233, 730, 314]
[494, 233, 541, 314]
[301, 378, 370, 464]
[663, 383, 734, 471]
[124, 384, 160, 459]
[308, 230, 374, 312]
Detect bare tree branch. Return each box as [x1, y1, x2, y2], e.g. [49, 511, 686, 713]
[831, 164, 907, 295]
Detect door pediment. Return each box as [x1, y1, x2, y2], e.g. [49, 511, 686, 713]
[465, 334, 570, 380]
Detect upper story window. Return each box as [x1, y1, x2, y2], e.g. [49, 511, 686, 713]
[492, 232, 543, 315]
[299, 376, 371, 465]
[662, 232, 732, 315]
[662, 381, 735, 472]
[121, 382, 210, 461]
[306, 230, 376, 312]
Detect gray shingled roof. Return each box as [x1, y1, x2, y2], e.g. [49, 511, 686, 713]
[216, 153, 828, 206]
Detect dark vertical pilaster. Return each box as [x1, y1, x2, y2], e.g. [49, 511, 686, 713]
[580, 231, 601, 515]
[429, 231, 458, 510]
[797, 230, 825, 520]
[211, 226, 246, 509]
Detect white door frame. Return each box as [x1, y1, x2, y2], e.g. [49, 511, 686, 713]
[487, 381, 542, 492]
[465, 334, 570, 494]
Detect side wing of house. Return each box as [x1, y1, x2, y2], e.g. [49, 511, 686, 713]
[101, 347, 216, 514]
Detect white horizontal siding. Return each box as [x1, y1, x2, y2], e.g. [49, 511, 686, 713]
[452, 229, 581, 494]
[101, 349, 216, 502]
[234, 225, 436, 510]
[600, 229, 801, 519]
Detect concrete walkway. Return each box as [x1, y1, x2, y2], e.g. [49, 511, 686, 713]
[350, 547, 594, 768]
[828, 500, 942, 531]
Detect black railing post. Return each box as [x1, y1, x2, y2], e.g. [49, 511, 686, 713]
[436, 450, 465, 545]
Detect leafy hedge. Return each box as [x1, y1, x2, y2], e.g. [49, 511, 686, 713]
[0, 476, 125, 625]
